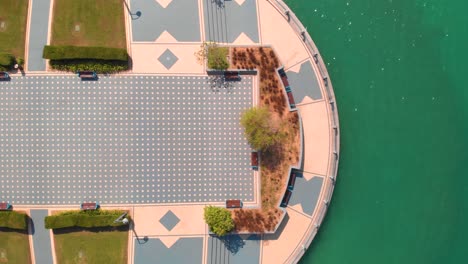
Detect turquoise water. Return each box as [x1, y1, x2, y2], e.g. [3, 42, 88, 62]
[283, 0, 468, 263]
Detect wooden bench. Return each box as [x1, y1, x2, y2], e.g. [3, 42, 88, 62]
[224, 71, 241, 81]
[77, 71, 97, 80]
[0, 202, 12, 210]
[226, 199, 242, 208]
[288, 170, 297, 190]
[281, 75, 290, 87]
[287, 92, 296, 108]
[0, 72, 10, 80]
[280, 190, 292, 207]
[251, 152, 259, 170]
[80, 202, 99, 210]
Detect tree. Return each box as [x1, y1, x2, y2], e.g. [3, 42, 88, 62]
[240, 107, 284, 151]
[204, 206, 235, 236]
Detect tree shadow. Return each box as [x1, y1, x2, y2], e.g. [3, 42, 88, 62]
[220, 235, 245, 254]
[208, 75, 233, 93]
[211, 0, 225, 9]
[261, 143, 285, 171]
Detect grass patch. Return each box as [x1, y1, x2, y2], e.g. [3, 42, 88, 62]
[0, 0, 29, 58]
[54, 229, 127, 264]
[0, 211, 28, 230]
[51, 0, 126, 49]
[0, 229, 31, 263]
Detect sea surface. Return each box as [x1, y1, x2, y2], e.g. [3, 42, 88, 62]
[283, 0, 468, 263]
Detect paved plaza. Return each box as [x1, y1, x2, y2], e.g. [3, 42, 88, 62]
[0, 75, 255, 205]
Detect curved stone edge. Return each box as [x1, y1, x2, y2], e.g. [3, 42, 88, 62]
[264, 0, 341, 263]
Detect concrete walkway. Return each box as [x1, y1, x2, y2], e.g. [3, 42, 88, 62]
[30, 210, 54, 264]
[26, 0, 52, 71]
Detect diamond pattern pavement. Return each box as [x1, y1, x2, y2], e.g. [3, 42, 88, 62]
[159, 210, 180, 231]
[158, 49, 179, 69]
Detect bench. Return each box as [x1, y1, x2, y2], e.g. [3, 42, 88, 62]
[280, 190, 292, 207]
[281, 75, 290, 86]
[251, 152, 259, 170]
[0, 202, 12, 210]
[80, 202, 99, 210]
[287, 92, 296, 108]
[226, 199, 242, 208]
[278, 67, 286, 77]
[0, 72, 10, 81]
[288, 170, 297, 190]
[224, 71, 241, 81]
[77, 71, 97, 80]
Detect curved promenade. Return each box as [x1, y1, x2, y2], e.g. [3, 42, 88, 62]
[2, 0, 340, 263]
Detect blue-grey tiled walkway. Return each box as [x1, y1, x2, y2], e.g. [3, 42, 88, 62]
[203, 0, 259, 43]
[130, 0, 200, 42]
[134, 237, 203, 264]
[30, 210, 53, 264]
[0, 75, 254, 205]
[27, 0, 51, 71]
[208, 235, 261, 264]
[287, 61, 323, 103]
[289, 175, 323, 216]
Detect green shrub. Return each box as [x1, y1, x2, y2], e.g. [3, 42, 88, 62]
[45, 210, 130, 229]
[49, 59, 128, 73]
[240, 106, 285, 151]
[0, 52, 15, 70]
[17, 57, 25, 66]
[207, 45, 229, 70]
[204, 206, 234, 236]
[43, 45, 128, 61]
[0, 211, 28, 230]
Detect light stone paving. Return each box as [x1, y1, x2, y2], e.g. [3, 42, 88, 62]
[0, 75, 255, 205]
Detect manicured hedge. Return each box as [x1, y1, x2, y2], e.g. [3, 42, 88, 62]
[0, 211, 28, 230]
[0, 52, 15, 71]
[45, 210, 130, 230]
[43, 45, 128, 61]
[49, 59, 128, 73]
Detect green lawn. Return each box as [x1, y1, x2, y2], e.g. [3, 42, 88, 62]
[0, 0, 29, 58]
[54, 230, 128, 264]
[0, 230, 31, 264]
[51, 0, 126, 49]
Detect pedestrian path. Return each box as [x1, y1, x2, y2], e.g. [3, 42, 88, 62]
[30, 209, 54, 264]
[27, 0, 51, 71]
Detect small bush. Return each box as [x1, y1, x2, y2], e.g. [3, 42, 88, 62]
[49, 59, 128, 73]
[0, 211, 28, 230]
[45, 210, 130, 229]
[0, 52, 15, 70]
[204, 206, 234, 236]
[207, 45, 229, 70]
[43, 45, 128, 61]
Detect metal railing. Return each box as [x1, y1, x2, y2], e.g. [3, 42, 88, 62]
[264, 1, 341, 263]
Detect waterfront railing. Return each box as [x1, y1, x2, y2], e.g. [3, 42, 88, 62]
[266, 1, 341, 263]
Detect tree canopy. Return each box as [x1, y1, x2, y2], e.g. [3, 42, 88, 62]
[204, 206, 235, 236]
[240, 106, 284, 151]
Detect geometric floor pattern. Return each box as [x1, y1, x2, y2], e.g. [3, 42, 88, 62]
[158, 49, 179, 70]
[0, 75, 254, 205]
[159, 210, 180, 231]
